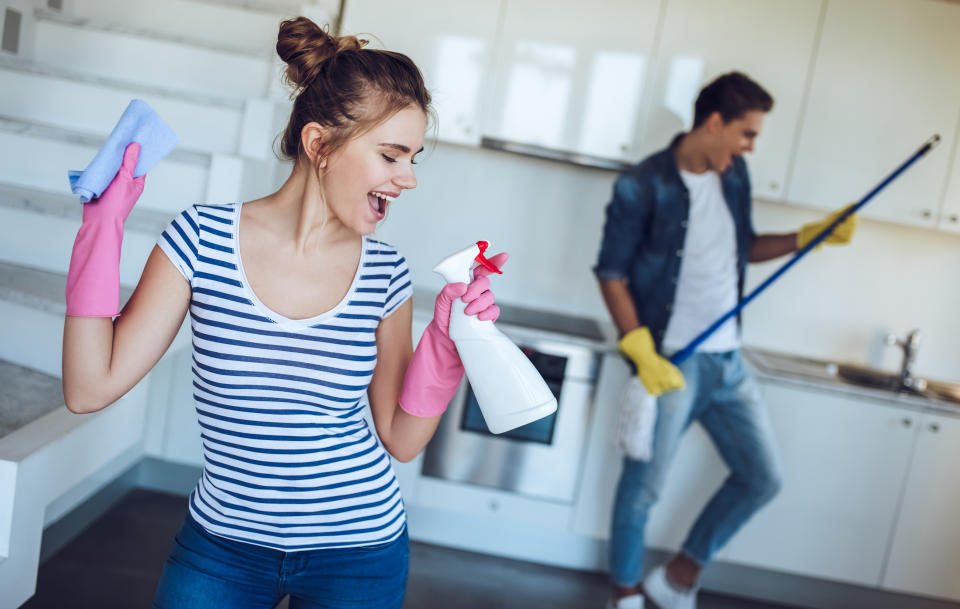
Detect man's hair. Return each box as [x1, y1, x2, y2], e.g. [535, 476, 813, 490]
[692, 72, 773, 128]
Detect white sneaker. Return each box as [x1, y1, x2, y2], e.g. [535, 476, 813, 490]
[606, 593, 644, 609]
[643, 566, 697, 609]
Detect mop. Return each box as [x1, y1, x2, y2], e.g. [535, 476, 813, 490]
[618, 134, 942, 460]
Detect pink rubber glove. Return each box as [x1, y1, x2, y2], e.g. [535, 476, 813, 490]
[399, 252, 507, 418]
[65, 143, 145, 317]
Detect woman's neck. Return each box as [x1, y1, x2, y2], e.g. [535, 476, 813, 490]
[251, 163, 354, 255]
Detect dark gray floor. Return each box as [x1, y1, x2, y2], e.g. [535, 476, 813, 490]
[22, 489, 789, 608]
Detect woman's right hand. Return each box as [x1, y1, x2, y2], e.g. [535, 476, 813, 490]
[432, 251, 508, 337]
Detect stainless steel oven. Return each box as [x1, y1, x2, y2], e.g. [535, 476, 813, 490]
[421, 331, 601, 503]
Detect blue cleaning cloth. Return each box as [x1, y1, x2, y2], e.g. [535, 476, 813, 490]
[68, 99, 179, 202]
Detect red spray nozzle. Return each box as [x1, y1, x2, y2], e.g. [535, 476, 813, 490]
[475, 240, 502, 274]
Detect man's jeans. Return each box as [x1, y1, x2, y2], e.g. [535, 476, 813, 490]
[609, 350, 783, 587]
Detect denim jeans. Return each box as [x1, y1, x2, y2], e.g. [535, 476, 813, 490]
[153, 512, 409, 609]
[609, 350, 783, 587]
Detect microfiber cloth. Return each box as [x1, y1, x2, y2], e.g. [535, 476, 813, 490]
[67, 99, 179, 202]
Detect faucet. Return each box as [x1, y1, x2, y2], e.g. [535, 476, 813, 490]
[885, 329, 924, 390]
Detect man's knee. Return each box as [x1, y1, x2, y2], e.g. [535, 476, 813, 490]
[749, 465, 783, 505]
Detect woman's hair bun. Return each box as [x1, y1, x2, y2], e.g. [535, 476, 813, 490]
[276, 17, 368, 90]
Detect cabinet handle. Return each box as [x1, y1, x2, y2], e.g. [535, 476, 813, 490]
[769, 181, 780, 192]
[929, 423, 940, 433]
[921, 209, 932, 219]
[902, 417, 913, 427]
[950, 214, 959, 223]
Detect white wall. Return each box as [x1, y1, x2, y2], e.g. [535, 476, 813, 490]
[373, 140, 960, 383]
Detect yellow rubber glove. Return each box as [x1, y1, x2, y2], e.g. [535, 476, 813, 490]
[617, 327, 685, 396]
[797, 203, 859, 250]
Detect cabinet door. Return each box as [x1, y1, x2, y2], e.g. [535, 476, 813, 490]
[787, 0, 960, 228]
[483, 0, 663, 161]
[719, 382, 917, 586]
[634, 0, 823, 200]
[883, 412, 960, 601]
[937, 135, 960, 233]
[341, 0, 503, 145]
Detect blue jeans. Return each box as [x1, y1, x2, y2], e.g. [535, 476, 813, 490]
[153, 513, 409, 609]
[609, 350, 782, 587]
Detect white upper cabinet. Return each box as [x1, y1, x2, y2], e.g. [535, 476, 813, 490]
[635, 0, 823, 200]
[938, 136, 960, 233]
[482, 0, 664, 162]
[340, 0, 503, 146]
[883, 412, 960, 602]
[787, 0, 960, 228]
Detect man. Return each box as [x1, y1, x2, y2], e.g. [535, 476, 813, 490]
[594, 72, 857, 609]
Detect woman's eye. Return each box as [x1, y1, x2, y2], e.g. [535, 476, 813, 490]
[381, 154, 397, 163]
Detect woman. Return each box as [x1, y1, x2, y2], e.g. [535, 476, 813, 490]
[62, 17, 504, 609]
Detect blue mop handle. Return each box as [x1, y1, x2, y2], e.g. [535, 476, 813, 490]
[669, 134, 941, 366]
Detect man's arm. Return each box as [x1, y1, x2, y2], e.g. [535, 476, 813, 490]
[749, 204, 860, 263]
[748, 232, 798, 263]
[598, 277, 641, 338]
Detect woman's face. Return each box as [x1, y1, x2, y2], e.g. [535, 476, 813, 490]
[322, 105, 427, 235]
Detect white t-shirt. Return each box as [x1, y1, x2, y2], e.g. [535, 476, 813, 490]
[661, 169, 740, 353]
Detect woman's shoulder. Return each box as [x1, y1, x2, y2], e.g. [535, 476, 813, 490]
[364, 237, 406, 261]
[169, 201, 239, 222]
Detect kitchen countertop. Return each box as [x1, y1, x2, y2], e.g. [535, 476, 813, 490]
[744, 348, 960, 416]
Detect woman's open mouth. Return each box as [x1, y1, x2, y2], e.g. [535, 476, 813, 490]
[367, 191, 393, 218]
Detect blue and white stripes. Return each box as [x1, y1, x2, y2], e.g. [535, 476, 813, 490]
[158, 202, 412, 551]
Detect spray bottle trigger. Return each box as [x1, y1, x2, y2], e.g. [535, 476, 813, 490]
[474, 240, 503, 275]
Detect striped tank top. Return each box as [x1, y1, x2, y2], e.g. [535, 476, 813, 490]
[157, 202, 412, 551]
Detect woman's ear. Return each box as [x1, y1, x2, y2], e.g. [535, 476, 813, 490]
[301, 122, 328, 167]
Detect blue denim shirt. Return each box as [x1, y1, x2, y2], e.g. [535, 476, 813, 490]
[594, 135, 756, 351]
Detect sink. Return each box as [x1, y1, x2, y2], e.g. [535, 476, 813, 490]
[836, 363, 960, 406]
[835, 364, 903, 392]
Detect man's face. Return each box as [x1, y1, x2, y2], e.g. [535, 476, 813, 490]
[707, 110, 764, 172]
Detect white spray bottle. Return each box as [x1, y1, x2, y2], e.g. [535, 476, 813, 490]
[433, 241, 558, 434]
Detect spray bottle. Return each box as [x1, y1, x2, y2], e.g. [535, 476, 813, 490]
[433, 241, 558, 434]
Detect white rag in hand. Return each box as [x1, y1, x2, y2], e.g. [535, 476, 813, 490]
[616, 377, 658, 461]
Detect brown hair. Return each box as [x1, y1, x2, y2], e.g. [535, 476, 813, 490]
[276, 17, 432, 163]
[692, 72, 773, 128]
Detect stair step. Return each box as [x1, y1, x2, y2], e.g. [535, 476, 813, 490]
[0, 65, 244, 156]
[32, 18, 276, 100]
[0, 54, 244, 111]
[0, 114, 210, 167]
[0, 181, 172, 236]
[0, 114, 210, 215]
[34, 7, 270, 59]
[192, 0, 326, 16]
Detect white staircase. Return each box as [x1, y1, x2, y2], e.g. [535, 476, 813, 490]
[0, 1, 336, 606]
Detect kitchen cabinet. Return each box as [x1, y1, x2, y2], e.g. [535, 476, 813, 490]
[340, 0, 503, 145]
[937, 136, 960, 234]
[572, 369, 918, 587]
[634, 0, 823, 200]
[482, 0, 663, 162]
[882, 411, 960, 602]
[719, 381, 918, 586]
[570, 364, 920, 588]
[786, 0, 960, 229]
